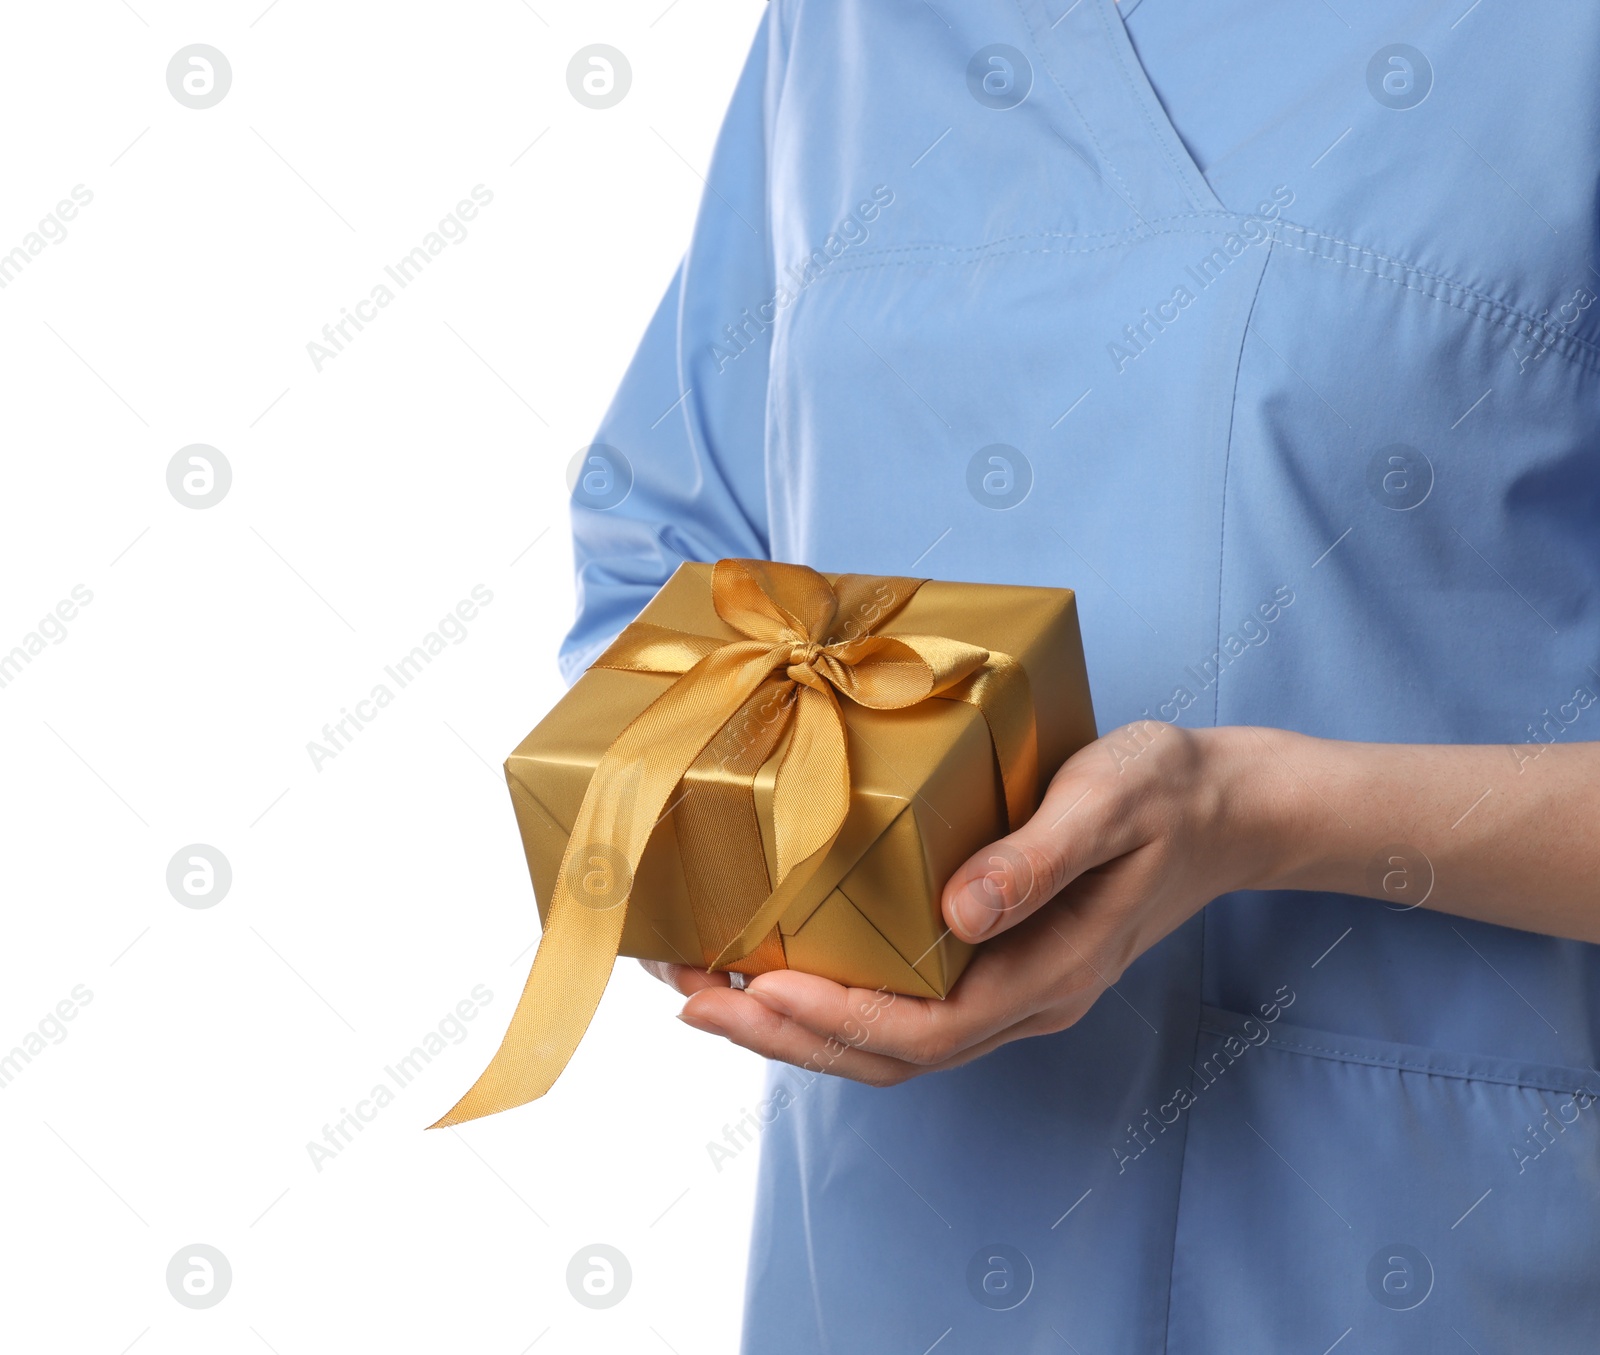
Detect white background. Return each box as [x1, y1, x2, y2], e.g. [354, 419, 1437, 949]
[0, 3, 769, 1351]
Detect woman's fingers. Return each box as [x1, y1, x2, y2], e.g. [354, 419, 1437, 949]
[672, 887, 1142, 1082]
[637, 958, 731, 996]
[738, 903, 1111, 1065]
[941, 727, 1155, 943]
[679, 984, 922, 1085]
[680, 945, 1105, 1085]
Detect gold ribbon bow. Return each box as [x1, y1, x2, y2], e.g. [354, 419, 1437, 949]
[433, 559, 1037, 1127]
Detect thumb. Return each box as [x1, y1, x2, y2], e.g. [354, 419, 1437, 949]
[941, 776, 1112, 943]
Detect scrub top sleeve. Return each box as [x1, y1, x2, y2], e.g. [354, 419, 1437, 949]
[560, 9, 782, 684]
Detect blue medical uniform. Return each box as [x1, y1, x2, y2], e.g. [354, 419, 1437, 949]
[563, 1, 1600, 1349]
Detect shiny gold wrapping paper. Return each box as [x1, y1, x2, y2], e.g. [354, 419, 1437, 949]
[503, 564, 1097, 999]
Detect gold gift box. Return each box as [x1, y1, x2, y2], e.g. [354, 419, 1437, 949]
[503, 564, 1097, 998]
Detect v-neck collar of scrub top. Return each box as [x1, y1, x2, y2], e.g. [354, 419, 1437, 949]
[1018, 0, 1227, 222]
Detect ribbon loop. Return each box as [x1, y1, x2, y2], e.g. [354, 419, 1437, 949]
[712, 557, 839, 643]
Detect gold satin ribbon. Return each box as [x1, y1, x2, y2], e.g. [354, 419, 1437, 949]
[432, 559, 1037, 1127]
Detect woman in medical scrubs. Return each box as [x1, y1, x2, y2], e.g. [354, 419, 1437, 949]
[565, 1, 1600, 1348]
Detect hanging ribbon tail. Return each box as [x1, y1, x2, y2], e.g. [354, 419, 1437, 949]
[429, 642, 782, 1128]
[427, 899, 623, 1129]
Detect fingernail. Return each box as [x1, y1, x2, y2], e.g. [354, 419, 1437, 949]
[677, 1010, 728, 1038]
[951, 877, 1003, 939]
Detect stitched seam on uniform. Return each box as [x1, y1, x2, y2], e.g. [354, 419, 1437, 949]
[809, 214, 1595, 358]
[794, 217, 1600, 374]
[1274, 221, 1560, 329]
[795, 209, 1387, 265]
[1211, 240, 1274, 730]
[1013, 0, 1148, 219]
[1282, 243, 1600, 365]
[1093, 0, 1213, 213]
[817, 223, 1590, 338]
[816, 225, 1256, 273]
[1269, 226, 1600, 372]
[1157, 245, 1273, 1355]
[1199, 1020, 1598, 1096]
[805, 210, 1252, 264]
[1160, 978, 1210, 1355]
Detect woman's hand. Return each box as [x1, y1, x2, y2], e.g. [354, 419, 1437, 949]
[652, 717, 1600, 1083]
[657, 720, 1283, 1085]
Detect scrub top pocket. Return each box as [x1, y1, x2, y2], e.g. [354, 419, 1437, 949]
[1165, 1007, 1600, 1355]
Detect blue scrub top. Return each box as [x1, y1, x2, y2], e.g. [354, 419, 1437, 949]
[564, 2, 1600, 1349]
